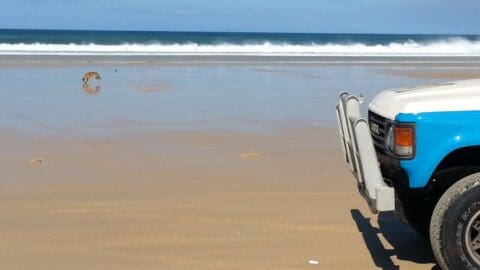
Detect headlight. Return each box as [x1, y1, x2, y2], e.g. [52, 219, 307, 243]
[385, 122, 415, 159]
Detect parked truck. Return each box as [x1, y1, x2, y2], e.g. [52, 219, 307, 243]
[336, 79, 480, 269]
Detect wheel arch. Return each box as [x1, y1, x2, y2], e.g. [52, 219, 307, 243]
[435, 145, 480, 173]
[425, 145, 480, 205]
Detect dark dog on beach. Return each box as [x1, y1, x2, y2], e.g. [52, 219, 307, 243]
[82, 71, 101, 83]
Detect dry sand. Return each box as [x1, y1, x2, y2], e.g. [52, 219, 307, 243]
[0, 128, 436, 269]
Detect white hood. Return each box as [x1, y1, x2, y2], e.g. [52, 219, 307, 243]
[368, 79, 480, 120]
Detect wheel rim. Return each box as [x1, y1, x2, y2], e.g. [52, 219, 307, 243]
[466, 210, 480, 265]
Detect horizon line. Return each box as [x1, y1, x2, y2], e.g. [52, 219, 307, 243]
[0, 27, 479, 37]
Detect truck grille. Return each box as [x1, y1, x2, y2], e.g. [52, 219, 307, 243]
[368, 111, 387, 155]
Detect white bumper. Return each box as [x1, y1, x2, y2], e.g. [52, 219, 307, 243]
[336, 92, 395, 213]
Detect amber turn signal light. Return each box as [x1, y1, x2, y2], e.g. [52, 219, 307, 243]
[394, 126, 414, 157]
[394, 127, 413, 147]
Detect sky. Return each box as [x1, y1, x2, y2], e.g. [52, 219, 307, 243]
[0, 0, 479, 34]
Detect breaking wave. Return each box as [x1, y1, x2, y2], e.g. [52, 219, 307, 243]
[1, 38, 480, 56]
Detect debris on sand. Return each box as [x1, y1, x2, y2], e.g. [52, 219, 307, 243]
[136, 81, 170, 93]
[239, 151, 261, 159]
[29, 158, 44, 165]
[308, 260, 320, 265]
[137, 85, 157, 93]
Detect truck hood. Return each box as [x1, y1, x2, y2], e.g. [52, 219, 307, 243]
[368, 79, 480, 120]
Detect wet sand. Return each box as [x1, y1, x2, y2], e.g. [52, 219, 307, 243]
[2, 57, 480, 269]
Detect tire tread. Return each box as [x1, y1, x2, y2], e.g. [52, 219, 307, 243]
[430, 172, 480, 269]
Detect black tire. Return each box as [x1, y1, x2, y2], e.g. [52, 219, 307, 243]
[430, 172, 480, 269]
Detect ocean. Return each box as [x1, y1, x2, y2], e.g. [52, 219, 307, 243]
[0, 29, 479, 57]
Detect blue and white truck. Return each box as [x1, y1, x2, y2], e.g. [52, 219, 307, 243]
[336, 79, 480, 269]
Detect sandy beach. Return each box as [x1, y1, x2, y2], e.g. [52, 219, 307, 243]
[2, 56, 480, 269]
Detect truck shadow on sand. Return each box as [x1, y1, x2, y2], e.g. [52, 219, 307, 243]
[350, 209, 441, 270]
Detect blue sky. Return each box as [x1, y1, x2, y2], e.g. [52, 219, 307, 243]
[1, 0, 479, 34]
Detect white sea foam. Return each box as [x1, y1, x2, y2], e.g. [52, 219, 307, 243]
[1, 38, 480, 56]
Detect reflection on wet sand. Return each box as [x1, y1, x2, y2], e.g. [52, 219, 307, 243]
[82, 82, 101, 95]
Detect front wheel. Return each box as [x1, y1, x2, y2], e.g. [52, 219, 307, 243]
[430, 172, 480, 269]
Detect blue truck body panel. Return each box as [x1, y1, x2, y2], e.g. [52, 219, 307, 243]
[396, 111, 480, 188]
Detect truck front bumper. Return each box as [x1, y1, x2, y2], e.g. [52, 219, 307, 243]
[335, 92, 395, 213]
